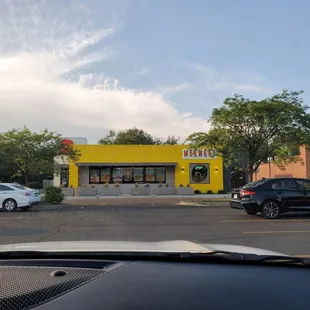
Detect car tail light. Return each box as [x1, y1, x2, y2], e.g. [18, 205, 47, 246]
[240, 190, 256, 196]
[22, 192, 31, 196]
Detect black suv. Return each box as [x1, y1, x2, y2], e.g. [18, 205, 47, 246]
[230, 177, 310, 219]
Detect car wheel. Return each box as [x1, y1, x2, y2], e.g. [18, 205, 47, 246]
[246, 210, 257, 215]
[262, 200, 280, 219]
[3, 199, 17, 212]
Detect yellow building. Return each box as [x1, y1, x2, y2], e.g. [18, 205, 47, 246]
[68, 144, 223, 193]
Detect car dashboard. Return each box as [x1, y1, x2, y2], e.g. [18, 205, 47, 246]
[0, 257, 309, 309]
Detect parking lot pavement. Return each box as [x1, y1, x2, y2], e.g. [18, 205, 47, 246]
[0, 204, 310, 256]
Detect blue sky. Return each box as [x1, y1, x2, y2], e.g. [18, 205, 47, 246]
[0, 0, 308, 142]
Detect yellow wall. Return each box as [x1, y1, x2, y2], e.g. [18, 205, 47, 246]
[69, 145, 223, 192]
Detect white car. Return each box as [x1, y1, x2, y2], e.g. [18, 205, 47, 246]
[0, 183, 41, 212]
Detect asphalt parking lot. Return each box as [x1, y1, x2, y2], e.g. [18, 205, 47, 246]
[0, 202, 310, 256]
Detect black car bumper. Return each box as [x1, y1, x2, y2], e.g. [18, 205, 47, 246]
[230, 200, 260, 213]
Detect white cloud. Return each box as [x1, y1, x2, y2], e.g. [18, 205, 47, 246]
[188, 62, 275, 95]
[0, 1, 210, 143]
[158, 83, 191, 95]
[136, 67, 150, 75]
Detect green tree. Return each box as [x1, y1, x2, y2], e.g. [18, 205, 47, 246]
[162, 136, 180, 145]
[0, 127, 80, 185]
[187, 90, 310, 181]
[98, 127, 179, 145]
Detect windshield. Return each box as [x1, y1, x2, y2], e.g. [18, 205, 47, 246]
[0, 1, 308, 259]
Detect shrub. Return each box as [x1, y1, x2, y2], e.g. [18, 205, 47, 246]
[103, 182, 109, 188]
[44, 186, 64, 204]
[82, 184, 87, 188]
[91, 184, 96, 188]
[186, 184, 190, 187]
[114, 182, 120, 187]
[217, 189, 226, 194]
[158, 183, 162, 187]
[194, 189, 201, 194]
[27, 181, 42, 189]
[145, 183, 150, 187]
[165, 183, 169, 187]
[207, 190, 213, 194]
[134, 182, 139, 187]
[179, 184, 184, 187]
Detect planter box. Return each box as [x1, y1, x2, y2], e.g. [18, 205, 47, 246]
[156, 187, 176, 195]
[62, 188, 75, 196]
[77, 187, 97, 196]
[131, 187, 151, 196]
[177, 187, 194, 195]
[99, 187, 121, 196]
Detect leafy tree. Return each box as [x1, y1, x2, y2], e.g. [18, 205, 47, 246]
[97, 130, 117, 145]
[187, 90, 310, 181]
[162, 136, 180, 145]
[0, 126, 80, 185]
[98, 127, 180, 145]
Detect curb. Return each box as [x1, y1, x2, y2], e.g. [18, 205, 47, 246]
[177, 201, 225, 207]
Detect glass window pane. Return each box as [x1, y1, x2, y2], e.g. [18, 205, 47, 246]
[90, 168, 100, 183]
[134, 168, 144, 182]
[113, 168, 123, 183]
[101, 167, 111, 183]
[124, 168, 133, 182]
[296, 179, 310, 191]
[156, 167, 166, 182]
[145, 167, 155, 182]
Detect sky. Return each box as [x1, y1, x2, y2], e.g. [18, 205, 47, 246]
[0, 0, 309, 143]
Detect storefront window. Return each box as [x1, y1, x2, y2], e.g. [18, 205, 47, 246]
[145, 167, 156, 182]
[133, 168, 144, 182]
[90, 168, 100, 183]
[155, 167, 166, 182]
[113, 167, 123, 183]
[88, 166, 167, 184]
[101, 167, 111, 183]
[124, 167, 133, 182]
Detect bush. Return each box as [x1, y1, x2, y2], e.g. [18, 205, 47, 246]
[28, 181, 42, 189]
[207, 190, 213, 194]
[194, 189, 201, 194]
[217, 189, 226, 194]
[44, 186, 64, 204]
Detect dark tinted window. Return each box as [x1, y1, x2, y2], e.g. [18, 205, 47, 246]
[271, 180, 296, 190]
[243, 179, 268, 189]
[0, 185, 14, 191]
[295, 179, 310, 191]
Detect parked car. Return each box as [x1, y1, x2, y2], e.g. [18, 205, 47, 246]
[0, 183, 41, 212]
[230, 177, 310, 219]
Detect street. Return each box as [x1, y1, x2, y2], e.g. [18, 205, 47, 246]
[1, 203, 310, 256]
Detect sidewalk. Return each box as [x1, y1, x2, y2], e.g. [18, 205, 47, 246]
[64, 194, 230, 200]
[64, 194, 230, 206]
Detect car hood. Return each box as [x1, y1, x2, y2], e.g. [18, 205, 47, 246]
[0, 241, 287, 256]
